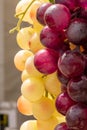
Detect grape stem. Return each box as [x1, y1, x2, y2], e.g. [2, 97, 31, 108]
[9, 0, 35, 34]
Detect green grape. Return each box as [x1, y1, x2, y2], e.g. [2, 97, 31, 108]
[14, 50, 33, 71]
[15, 0, 33, 24]
[32, 96, 55, 120]
[21, 77, 45, 102]
[21, 70, 31, 82]
[16, 27, 34, 50]
[20, 120, 38, 130]
[29, 32, 45, 53]
[43, 71, 61, 96]
[25, 55, 44, 77]
[17, 95, 33, 116]
[37, 116, 58, 130]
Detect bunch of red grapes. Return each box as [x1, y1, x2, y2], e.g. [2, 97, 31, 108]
[35, 0, 87, 130]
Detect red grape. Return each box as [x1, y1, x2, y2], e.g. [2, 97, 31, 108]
[66, 104, 87, 130]
[58, 50, 85, 78]
[44, 4, 71, 32]
[34, 48, 59, 74]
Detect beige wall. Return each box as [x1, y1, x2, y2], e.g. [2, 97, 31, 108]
[3, 0, 21, 101]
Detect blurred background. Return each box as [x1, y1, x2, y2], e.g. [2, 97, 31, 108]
[0, 0, 33, 129]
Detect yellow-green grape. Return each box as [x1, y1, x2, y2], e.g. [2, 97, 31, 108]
[21, 77, 45, 102]
[53, 109, 64, 118]
[17, 95, 33, 116]
[20, 120, 38, 130]
[57, 116, 66, 124]
[37, 116, 58, 130]
[14, 50, 33, 71]
[28, 0, 43, 22]
[28, 0, 44, 32]
[16, 27, 34, 50]
[15, 0, 33, 24]
[43, 71, 61, 96]
[21, 70, 31, 82]
[25, 55, 44, 77]
[29, 32, 45, 53]
[32, 97, 55, 120]
[33, 21, 44, 33]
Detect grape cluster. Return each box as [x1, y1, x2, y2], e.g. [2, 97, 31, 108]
[11, 0, 87, 130]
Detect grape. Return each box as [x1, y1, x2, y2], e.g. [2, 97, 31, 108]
[17, 95, 33, 115]
[80, 5, 87, 19]
[43, 71, 61, 96]
[36, 3, 52, 25]
[54, 122, 71, 130]
[33, 20, 44, 33]
[58, 50, 85, 78]
[57, 42, 70, 56]
[34, 48, 59, 74]
[60, 84, 67, 92]
[67, 18, 87, 45]
[14, 50, 33, 71]
[28, 0, 43, 22]
[55, 92, 76, 115]
[66, 104, 87, 130]
[15, 0, 33, 24]
[40, 26, 65, 50]
[32, 97, 55, 120]
[21, 77, 45, 102]
[20, 120, 38, 130]
[21, 70, 30, 82]
[44, 4, 71, 31]
[55, 0, 76, 11]
[57, 68, 69, 85]
[25, 55, 44, 77]
[29, 32, 44, 53]
[67, 75, 87, 103]
[37, 116, 58, 130]
[16, 27, 34, 50]
[78, 0, 87, 7]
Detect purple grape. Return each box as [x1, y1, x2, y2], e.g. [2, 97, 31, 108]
[78, 0, 87, 7]
[55, 0, 76, 11]
[61, 84, 67, 92]
[34, 48, 59, 74]
[80, 5, 87, 19]
[44, 4, 71, 32]
[58, 50, 85, 78]
[57, 42, 70, 56]
[55, 92, 76, 115]
[40, 26, 65, 50]
[36, 3, 52, 25]
[67, 75, 87, 103]
[67, 18, 87, 45]
[83, 51, 87, 75]
[66, 104, 87, 130]
[57, 68, 69, 85]
[54, 122, 71, 130]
